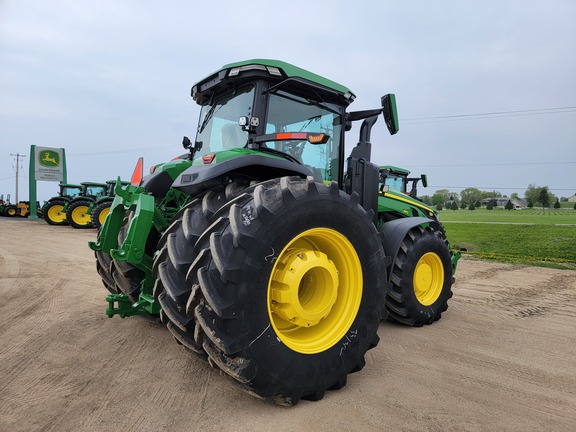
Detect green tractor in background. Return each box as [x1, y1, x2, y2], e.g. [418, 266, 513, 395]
[42, 183, 83, 225]
[90, 59, 460, 405]
[66, 182, 108, 228]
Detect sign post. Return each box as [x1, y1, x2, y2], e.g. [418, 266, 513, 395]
[29, 145, 67, 219]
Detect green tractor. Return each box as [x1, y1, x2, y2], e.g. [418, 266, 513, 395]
[66, 182, 109, 228]
[90, 59, 460, 405]
[42, 183, 83, 225]
[380, 165, 427, 197]
[89, 179, 131, 229]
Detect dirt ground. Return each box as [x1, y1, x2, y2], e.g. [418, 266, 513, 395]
[1, 218, 575, 432]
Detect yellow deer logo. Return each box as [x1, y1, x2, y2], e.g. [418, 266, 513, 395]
[39, 151, 60, 167]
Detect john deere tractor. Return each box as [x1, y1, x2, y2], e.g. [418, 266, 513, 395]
[66, 182, 108, 228]
[42, 183, 83, 225]
[90, 59, 460, 405]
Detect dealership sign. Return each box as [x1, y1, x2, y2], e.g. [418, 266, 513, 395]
[34, 146, 65, 181]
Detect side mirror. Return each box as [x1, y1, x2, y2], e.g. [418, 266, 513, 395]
[182, 136, 192, 149]
[421, 174, 428, 188]
[381, 94, 399, 135]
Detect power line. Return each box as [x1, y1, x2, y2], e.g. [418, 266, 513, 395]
[430, 186, 574, 191]
[395, 106, 576, 124]
[404, 161, 576, 168]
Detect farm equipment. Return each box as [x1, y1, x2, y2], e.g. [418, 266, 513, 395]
[42, 183, 83, 225]
[66, 182, 108, 228]
[89, 59, 460, 405]
[1, 196, 42, 218]
[89, 180, 131, 229]
[380, 165, 427, 198]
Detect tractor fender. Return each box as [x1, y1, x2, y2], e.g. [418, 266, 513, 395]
[379, 216, 442, 280]
[171, 154, 316, 196]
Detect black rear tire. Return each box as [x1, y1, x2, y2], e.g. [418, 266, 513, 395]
[386, 225, 453, 326]
[157, 177, 385, 405]
[42, 200, 69, 225]
[91, 201, 112, 229]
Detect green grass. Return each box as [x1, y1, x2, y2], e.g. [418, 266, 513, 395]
[439, 209, 576, 269]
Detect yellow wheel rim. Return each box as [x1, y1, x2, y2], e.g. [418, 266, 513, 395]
[7, 208, 16, 216]
[268, 228, 362, 354]
[71, 205, 91, 225]
[47, 205, 66, 223]
[98, 207, 110, 225]
[413, 252, 444, 306]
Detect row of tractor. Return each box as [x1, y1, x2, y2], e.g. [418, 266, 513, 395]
[42, 180, 129, 228]
[88, 59, 461, 405]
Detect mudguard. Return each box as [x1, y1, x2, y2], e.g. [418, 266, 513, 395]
[172, 154, 316, 196]
[380, 217, 442, 279]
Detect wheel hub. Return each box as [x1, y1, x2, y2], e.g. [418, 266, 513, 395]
[413, 252, 444, 305]
[270, 248, 339, 327]
[72, 206, 91, 225]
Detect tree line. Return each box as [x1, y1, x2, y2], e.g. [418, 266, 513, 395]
[418, 184, 575, 210]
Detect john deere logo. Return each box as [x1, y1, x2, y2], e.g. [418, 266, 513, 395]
[39, 151, 60, 167]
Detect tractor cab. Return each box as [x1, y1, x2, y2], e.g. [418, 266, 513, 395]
[59, 183, 83, 199]
[80, 182, 108, 199]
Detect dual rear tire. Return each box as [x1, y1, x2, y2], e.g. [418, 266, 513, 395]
[154, 177, 385, 405]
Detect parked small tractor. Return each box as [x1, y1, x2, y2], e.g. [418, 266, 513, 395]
[90, 59, 460, 405]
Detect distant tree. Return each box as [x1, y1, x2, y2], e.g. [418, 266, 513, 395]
[460, 188, 483, 206]
[525, 184, 540, 205]
[486, 202, 493, 210]
[436, 202, 443, 211]
[419, 195, 432, 205]
[574, 203, 576, 210]
[432, 189, 451, 206]
[560, 197, 568, 203]
[511, 192, 520, 200]
[450, 201, 459, 211]
[482, 190, 502, 199]
[538, 186, 551, 209]
[554, 199, 561, 209]
[475, 200, 482, 208]
[527, 200, 534, 208]
[505, 200, 514, 211]
[468, 202, 476, 211]
[460, 201, 466, 209]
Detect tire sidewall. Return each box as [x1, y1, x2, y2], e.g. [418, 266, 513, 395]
[220, 183, 383, 393]
[402, 230, 453, 312]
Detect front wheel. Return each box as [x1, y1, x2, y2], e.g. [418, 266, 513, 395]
[159, 177, 386, 405]
[386, 226, 454, 326]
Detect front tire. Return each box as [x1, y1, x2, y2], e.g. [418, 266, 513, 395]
[158, 177, 385, 405]
[386, 226, 453, 326]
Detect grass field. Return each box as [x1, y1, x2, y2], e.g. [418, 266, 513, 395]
[438, 208, 576, 269]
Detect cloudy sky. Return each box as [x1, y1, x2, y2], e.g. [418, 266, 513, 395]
[1, 0, 575, 203]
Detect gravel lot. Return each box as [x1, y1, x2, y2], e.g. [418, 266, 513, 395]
[1, 218, 575, 432]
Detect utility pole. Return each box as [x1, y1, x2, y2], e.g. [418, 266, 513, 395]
[10, 152, 26, 204]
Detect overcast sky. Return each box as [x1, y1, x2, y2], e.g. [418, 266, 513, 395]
[1, 0, 575, 203]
